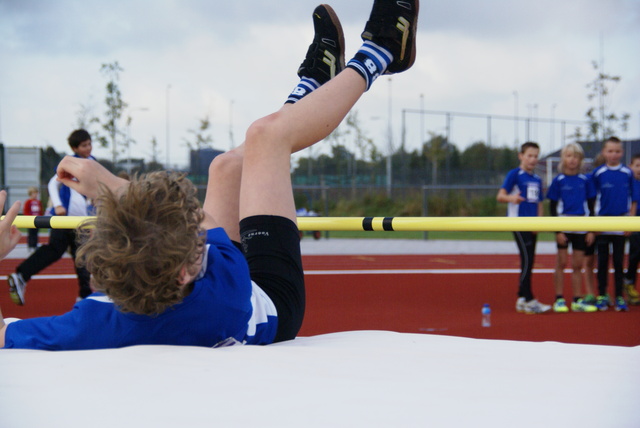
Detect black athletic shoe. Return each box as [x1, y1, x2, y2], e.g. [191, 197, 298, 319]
[361, 0, 419, 74]
[297, 4, 345, 84]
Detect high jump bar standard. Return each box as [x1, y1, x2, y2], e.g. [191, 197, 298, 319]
[5, 215, 640, 232]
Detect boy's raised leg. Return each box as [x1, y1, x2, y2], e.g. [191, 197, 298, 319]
[286, 4, 345, 105]
[201, 4, 345, 240]
[240, 0, 419, 222]
[235, 1, 418, 342]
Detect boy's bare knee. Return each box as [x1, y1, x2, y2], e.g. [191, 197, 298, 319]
[244, 112, 285, 151]
[209, 150, 243, 179]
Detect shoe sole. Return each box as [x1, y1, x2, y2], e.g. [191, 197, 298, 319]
[572, 308, 598, 313]
[319, 4, 346, 73]
[523, 308, 552, 314]
[388, 0, 419, 73]
[8, 275, 25, 306]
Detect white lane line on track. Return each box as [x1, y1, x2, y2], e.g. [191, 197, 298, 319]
[1, 268, 615, 279]
[304, 269, 555, 275]
[0, 274, 78, 280]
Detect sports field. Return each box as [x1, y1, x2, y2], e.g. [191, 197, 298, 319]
[2, 240, 638, 347]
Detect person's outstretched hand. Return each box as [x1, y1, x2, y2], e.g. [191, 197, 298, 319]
[0, 190, 22, 260]
[56, 156, 129, 199]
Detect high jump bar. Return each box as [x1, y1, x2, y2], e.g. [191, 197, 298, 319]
[4, 215, 640, 232]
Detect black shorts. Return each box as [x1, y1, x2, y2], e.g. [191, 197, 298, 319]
[584, 239, 596, 256]
[557, 233, 587, 252]
[238, 215, 305, 343]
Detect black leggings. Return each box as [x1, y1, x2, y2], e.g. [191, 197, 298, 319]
[17, 228, 92, 298]
[513, 231, 537, 301]
[596, 234, 626, 297]
[625, 232, 640, 284]
[239, 215, 305, 343]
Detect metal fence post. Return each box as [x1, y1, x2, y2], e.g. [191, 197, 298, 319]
[422, 185, 428, 240]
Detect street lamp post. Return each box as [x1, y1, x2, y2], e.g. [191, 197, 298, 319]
[126, 107, 149, 174]
[386, 77, 393, 197]
[420, 93, 424, 147]
[513, 91, 519, 149]
[229, 100, 235, 150]
[166, 84, 171, 169]
[550, 103, 557, 152]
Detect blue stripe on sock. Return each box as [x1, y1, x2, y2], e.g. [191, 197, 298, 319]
[362, 41, 393, 69]
[285, 77, 322, 104]
[345, 40, 394, 91]
[300, 77, 320, 90]
[346, 61, 372, 89]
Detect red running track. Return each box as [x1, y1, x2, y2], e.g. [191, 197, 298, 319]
[1, 253, 638, 347]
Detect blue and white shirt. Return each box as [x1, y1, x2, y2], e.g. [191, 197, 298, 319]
[591, 164, 635, 216]
[546, 173, 595, 216]
[501, 168, 543, 217]
[48, 154, 97, 216]
[3, 228, 278, 350]
[633, 178, 640, 216]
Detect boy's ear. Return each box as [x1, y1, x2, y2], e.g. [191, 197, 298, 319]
[177, 266, 186, 285]
[177, 266, 190, 286]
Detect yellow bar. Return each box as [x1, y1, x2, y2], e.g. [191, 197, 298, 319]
[5, 216, 94, 229]
[298, 216, 640, 232]
[5, 215, 640, 232]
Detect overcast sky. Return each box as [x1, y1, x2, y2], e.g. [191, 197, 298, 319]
[1, 0, 639, 168]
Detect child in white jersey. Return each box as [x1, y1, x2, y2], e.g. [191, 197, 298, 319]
[497, 142, 551, 314]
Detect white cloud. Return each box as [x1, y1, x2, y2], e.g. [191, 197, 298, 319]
[0, 0, 639, 168]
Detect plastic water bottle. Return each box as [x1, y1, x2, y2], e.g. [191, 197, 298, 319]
[481, 304, 491, 327]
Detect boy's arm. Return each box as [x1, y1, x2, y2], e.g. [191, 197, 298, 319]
[587, 198, 596, 216]
[56, 156, 129, 199]
[0, 190, 22, 348]
[0, 191, 21, 260]
[496, 188, 523, 204]
[47, 174, 65, 215]
[0, 315, 6, 348]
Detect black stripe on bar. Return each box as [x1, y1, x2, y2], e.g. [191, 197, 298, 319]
[34, 216, 52, 229]
[362, 217, 374, 231]
[382, 217, 394, 231]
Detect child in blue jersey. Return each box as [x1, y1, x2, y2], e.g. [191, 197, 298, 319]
[591, 136, 637, 312]
[497, 141, 551, 314]
[623, 153, 640, 305]
[8, 129, 95, 305]
[0, 0, 420, 350]
[546, 143, 597, 313]
[581, 154, 605, 306]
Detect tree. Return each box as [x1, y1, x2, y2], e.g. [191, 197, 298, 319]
[585, 61, 630, 142]
[40, 146, 64, 183]
[94, 61, 129, 164]
[345, 111, 377, 162]
[423, 133, 449, 185]
[74, 96, 100, 133]
[184, 115, 213, 151]
[460, 142, 491, 171]
[146, 136, 164, 171]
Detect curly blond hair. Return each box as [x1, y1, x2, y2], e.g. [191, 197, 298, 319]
[77, 172, 205, 315]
